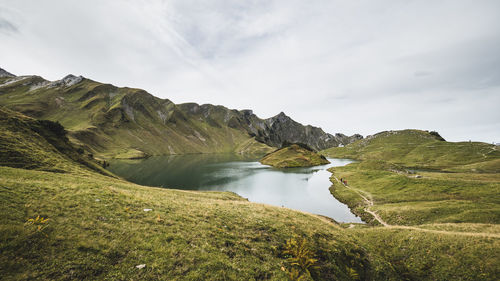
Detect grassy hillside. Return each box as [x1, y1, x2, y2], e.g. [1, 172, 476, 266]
[261, 144, 330, 168]
[0, 75, 274, 158]
[0, 106, 112, 176]
[322, 130, 500, 225]
[323, 129, 500, 172]
[320, 129, 500, 280]
[0, 109, 499, 280]
[1, 166, 386, 280]
[328, 161, 500, 226]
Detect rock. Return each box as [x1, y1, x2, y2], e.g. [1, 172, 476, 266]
[48, 74, 83, 88]
[61, 74, 83, 86]
[0, 68, 15, 78]
[258, 112, 362, 151]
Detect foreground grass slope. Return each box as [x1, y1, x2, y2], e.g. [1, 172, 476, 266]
[2, 165, 499, 280]
[261, 144, 330, 168]
[1, 166, 387, 280]
[0, 109, 388, 280]
[1, 111, 498, 280]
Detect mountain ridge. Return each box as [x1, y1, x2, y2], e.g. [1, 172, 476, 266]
[0, 68, 362, 158]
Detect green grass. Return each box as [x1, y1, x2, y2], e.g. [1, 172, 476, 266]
[348, 227, 499, 281]
[319, 129, 500, 280]
[261, 144, 330, 168]
[328, 162, 500, 225]
[323, 129, 500, 171]
[1, 104, 499, 279]
[323, 130, 500, 225]
[0, 166, 397, 280]
[0, 107, 112, 176]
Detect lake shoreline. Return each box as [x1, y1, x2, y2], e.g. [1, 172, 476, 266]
[109, 154, 363, 223]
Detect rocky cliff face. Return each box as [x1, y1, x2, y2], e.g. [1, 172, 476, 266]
[177, 106, 362, 151]
[0, 68, 363, 157]
[258, 112, 362, 151]
[0, 68, 15, 78]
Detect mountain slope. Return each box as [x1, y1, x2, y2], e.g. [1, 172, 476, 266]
[0, 106, 113, 176]
[323, 129, 500, 231]
[322, 129, 500, 171]
[0, 70, 361, 158]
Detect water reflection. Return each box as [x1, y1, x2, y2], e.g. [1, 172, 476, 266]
[109, 154, 362, 223]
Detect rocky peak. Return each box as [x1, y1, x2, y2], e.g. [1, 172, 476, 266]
[0, 68, 16, 78]
[62, 74, 83, 86]
[48, 74, 83, 88]
[267, 111, 294, 127]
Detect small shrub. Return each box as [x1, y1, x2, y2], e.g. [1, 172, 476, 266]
[282, 237, 319, 280]
[38, 120, 67, 137]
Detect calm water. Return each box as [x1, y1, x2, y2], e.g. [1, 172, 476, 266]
[108, 154, 363, 223]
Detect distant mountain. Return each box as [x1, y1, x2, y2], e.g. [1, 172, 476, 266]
[0, 69, 362, 158]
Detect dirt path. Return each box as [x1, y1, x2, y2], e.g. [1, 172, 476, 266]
[331, 176, 500, 238]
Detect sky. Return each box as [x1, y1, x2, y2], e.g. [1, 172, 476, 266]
[1, 0, 499, 142]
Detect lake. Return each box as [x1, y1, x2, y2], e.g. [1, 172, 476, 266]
[108, 154, 363, 223]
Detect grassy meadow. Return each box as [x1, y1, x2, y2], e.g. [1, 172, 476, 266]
[320, 129, 500, 280]
[1, 108, 499, 280]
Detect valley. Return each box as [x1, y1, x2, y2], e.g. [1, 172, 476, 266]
[0, 71, 499, 280]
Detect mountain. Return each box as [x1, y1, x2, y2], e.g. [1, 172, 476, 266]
[0, 69, 362, 158]
[257, 112, 362, 151]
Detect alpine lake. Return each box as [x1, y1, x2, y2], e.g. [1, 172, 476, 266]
[108, 154, 363, 223]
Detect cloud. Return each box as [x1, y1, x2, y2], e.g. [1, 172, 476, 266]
[0, 18, 16, 33]
[0, 0, 499, 142]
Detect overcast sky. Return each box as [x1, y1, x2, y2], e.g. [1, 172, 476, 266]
[1, 0, 499, 142]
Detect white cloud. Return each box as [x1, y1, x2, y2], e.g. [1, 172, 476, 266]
[1, 0, 499, 142]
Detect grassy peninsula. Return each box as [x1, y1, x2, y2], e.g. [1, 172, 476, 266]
[260, 144, 330, 168]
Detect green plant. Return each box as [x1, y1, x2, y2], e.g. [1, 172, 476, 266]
[282, 237, 319, 280]
[25, 215, 50, 233]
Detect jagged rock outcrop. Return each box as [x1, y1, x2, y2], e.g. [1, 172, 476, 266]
[0, 68, 15, 78]
[255, 112, 362, 151]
